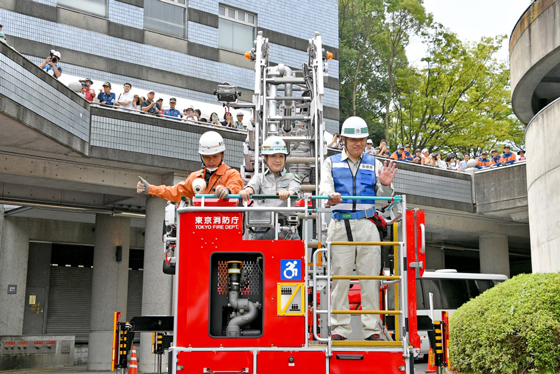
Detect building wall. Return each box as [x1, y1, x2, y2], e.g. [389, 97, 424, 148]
[0, 0, 340, 133]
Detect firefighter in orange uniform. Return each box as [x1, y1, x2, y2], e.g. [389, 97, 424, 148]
[136, 131, 243, 202]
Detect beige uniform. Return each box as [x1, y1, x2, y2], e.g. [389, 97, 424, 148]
[320, 152, 393, 339]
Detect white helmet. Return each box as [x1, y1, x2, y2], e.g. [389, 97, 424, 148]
[199, 131, 226, 155]
[50, 50, 61, 60]
[261, 136, 288, 155]
[341, 116, 369, 138]
[367, 139, 373, 144]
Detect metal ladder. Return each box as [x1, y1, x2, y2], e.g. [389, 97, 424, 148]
[310, 195, 410, 356]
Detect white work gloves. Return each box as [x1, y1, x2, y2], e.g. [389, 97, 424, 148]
[137, 176, 150, 194]
[214, 185, 229, 199]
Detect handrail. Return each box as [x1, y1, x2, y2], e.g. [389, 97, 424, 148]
[313, 195, 402, 202]
[331, 275, 401, 280]
[331, 310, 402, 315]
[195, 194, 298, 199]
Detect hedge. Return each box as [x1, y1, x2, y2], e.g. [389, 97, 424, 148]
[450, 273, 560, 374]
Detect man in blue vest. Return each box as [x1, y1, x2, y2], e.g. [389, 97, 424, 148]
[319, 116, 398, 341]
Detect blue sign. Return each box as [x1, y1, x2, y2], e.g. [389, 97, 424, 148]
[280, 259, 302, 280]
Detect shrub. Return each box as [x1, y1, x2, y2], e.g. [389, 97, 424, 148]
[450, 273, 560, 374]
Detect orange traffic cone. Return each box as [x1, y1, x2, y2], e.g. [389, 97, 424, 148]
[425, 347, 437, 373]
[129, 346, 138, 374]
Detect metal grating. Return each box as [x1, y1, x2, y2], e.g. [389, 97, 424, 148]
[217, 261, 261, 296]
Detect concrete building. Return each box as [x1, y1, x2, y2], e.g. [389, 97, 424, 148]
[510, 0, 560, 272]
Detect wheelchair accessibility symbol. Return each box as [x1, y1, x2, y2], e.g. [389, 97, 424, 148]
[280, 259, 302, 280]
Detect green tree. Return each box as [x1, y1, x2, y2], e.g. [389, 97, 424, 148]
[392, 28, 525, 155]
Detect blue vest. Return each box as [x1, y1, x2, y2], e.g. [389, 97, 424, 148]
[330, 153, 377, 212]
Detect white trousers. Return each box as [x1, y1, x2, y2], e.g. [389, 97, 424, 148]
[327, 218, 381, 338]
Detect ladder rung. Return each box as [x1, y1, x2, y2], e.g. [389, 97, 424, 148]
[286, 157, 316, 163]
[331, 275, 400, 280]
[331, 310, 402, 315]
[331, 241, 400, 246]
[331, 340, 402, 347]
[266, 96, 311, 101]
[267, 77, 306, 84]
[268, 116, 310, 121]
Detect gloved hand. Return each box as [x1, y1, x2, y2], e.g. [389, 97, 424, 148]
[214, 185, 229, 199]
[137, 176, 150, 194]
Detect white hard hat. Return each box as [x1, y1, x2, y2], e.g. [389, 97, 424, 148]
[51, 50, 61, 60]
[261, 136, 288, 155]
[199, 131, 226, 155]
[367, 139, 373, 144]
[341, 117, 369, 138]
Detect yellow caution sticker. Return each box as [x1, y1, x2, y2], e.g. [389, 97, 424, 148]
[277, 283, 305, 316]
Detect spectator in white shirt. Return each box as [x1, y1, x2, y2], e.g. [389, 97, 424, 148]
[518, 150, 526, 161]
[115, 82, 134, 111]
[459, 154, 470, 171]
[364, 139, 376, 155]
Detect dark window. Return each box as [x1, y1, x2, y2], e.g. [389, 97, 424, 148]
[440, 279, 470, 309]
[420, 279, 442, 309]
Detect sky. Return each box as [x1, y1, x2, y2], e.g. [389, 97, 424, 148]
[407, 0, 532, 65]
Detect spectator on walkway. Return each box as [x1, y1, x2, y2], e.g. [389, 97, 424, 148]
[115, 82, 134, 111]
[235, 112, 245, 130]
[209, 112, 221, 126]
[97, 82, 116, 107]
[446, 153, 459, 171]
[183, 105, 196, 123]
[413, 149, 422, 164]
[132, 95, 142, 111]
[328, 133, 341, 148]
[490, 149, 502, 167]
[39, 50, 62, 79]
[476, 152, 491, 169]
[141, 90, 161, 115]
[223, 112, 237, 130]
[390, 145, 406, 161]
[164, 98, 182, 120]
[156, 98, 164, 115]
[500, 145, 516, 166]
[364, 139, 376, 155]
[459, 154, 470, 171]
[79, 78, 95, 102]
[435, 153, 447, 169]
[403, 144, 414, 162]
[421, 149, 430, 165]
[518, 150, 526, 161]
[377, 139, 390, 156]
[194, 109, 202, 122]
[423, 153, 435, 166]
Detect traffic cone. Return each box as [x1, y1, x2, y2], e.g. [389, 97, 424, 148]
[425, 347, 437, 373]
[129, 346, 138, 374]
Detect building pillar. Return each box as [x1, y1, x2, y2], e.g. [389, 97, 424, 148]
[88, 214, 131, 371]
[139, 197, 172, 374]
[0, 214, 30, 335]
[479, 235, 510, 277]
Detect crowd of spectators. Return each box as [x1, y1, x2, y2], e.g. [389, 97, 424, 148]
[73, 76, 248, 130]
[327, 135, 526, 172]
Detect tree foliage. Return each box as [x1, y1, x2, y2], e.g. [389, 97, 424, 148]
[450, 273, 560, 373]
[338, 1, 525, 153]
[392, 28, 525, 154]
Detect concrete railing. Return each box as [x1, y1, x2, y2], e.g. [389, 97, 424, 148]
[475, 163, 528, 214]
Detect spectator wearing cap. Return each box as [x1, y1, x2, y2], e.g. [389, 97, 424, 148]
[183, 105, 196, 123]
[141, 91, 161, 115]
[39, 49, 62, 79]
[390, 145, 406, 161]
[97, 82, 116, 107]
[115, 83, 134, 111]
[420, 148, 430, 165]
[518, 150, 526, 161]
[490, 149, 502, 167]
[500, 145, 516, 166]
[413, 149, 422, 164]
[235, 112, 245, 130]
[364, 139, 376, 155]
[163, 98, 182, 120]
[459, 154, 471, 171]
[403, 144, 414, 162]
[476, 152, 491, 169]
[79, 78, 95, 102]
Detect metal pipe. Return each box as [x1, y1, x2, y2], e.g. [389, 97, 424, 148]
[178, 206, 307, 213]
[331, 241, 400, 246]
[331, 275, 401, 280]
[331, 310, 402, 315]
[286, 157, 316, 163]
